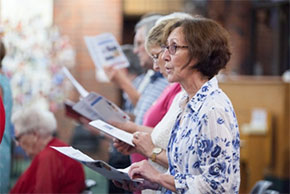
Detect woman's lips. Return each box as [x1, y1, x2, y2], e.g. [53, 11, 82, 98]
[166, 67, 172, 74]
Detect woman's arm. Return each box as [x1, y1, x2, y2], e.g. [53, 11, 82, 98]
[110, 120, 153, 134]
[132, 132, 168, 168]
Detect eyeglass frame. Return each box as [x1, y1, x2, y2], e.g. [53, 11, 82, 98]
[14, 131, 34, 144]
[151, 50, 163, 64]
[161, 44, 189, 55]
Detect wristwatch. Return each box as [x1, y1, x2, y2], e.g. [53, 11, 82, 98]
[150, 147, 162, 162]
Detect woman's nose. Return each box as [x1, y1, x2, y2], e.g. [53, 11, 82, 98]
[153, 62, 160, 71]
[161, 48, 170, 62]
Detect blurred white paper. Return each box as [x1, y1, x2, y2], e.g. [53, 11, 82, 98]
[51, 146, 141, 182]
[250, 108, 267, 131]
[89, 120, 134, 147]
[84, 33, 129, 69]
[62, 67, 89, 98]
[72, 92, 130, 123]
[84, 33, 129, 82]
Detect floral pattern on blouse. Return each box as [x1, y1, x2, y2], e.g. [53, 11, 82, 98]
[165, 77, 240, 194]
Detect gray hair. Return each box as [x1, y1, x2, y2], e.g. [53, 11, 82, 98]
[135, 15, 162, 37]
[12, 105, 57, 136]
[155, 12, 193, 26]
[121, 44, 143, 75]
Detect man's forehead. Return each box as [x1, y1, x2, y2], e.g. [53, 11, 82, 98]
[135, 26, 146, 39]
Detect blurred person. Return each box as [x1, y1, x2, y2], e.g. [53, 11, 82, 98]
[10, 104, 85, 193]
[115, 17, 240, 193]
[108, 44, 141, 194]
[120, 44, 143, 115]
[112, 13, 193, 194]
[103, 15, 168, 194]
[104, 15, 168, 125]
[0, 39, 13, 193]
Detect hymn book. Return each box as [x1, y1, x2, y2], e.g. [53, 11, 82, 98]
[51, 146, 141, 182]
[62, 67, 130, 123]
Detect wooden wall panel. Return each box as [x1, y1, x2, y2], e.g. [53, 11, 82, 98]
[219, 76, 289, 192]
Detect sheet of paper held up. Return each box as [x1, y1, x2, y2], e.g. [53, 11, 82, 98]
[84, 33, 129, 70]
[51, 146, 141, 182]
[62, 67, 89, 98]
[89, 120, 134, 147]
[72, 92, 130, 123]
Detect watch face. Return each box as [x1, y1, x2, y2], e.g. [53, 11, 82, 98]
[153, 147, 162, 154]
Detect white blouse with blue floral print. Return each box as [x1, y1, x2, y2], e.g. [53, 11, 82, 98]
[165, 77, 240, 194]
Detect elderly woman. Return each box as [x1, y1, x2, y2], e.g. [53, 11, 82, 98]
[119, 17, 240, 193]
[10, 104, 85, 193]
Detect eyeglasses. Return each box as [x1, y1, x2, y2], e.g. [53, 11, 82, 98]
[14, 131, 33, 143]
[151, 50, 163, 64]
[161, 44, 188, 55]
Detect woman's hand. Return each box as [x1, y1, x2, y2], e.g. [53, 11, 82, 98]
[103, 66, 128, 84]
[113, 139, 136, 155]
[132, 132, 154, 157]
[129, 160, 161, 183]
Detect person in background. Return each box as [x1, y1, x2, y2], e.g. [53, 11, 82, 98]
[120, 44, 143, 116]
[103, 15, 168, 194]
[0, 39, 13, 193]
[106, 16, 168, 152]
[104, 15, 168, 126]
[108, 44, 142, 194]
[113, 13, 193, 194]
[10, 104, 85, 193]
[117, 17, 240, 193]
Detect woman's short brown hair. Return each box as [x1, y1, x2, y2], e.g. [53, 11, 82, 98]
[162, 17, 231, 78]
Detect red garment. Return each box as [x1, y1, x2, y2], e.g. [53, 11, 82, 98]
[131, 83, 182, 163]
[10, 138, 85, 193]
[0, 97, 5, 144]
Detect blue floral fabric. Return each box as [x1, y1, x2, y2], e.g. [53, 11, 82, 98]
[166, 77, 240, 194]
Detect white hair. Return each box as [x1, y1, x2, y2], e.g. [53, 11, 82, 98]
[135, 15, 162, 37]
[12, 104, 57, 136]
[155, 12, 193, 26]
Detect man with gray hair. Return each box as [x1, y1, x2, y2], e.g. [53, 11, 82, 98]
[105, 14, 168, 194]
[105, 14, 168, 125]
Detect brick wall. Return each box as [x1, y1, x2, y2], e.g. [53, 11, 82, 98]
[207, 0, 252, 75]
[53, 0, 123, 96]
[53, 0, 123, 143]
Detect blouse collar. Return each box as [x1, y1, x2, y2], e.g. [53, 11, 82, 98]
[180, 76, 219, 113]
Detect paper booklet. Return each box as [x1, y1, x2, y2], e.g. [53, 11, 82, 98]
[64, 99, 90, 122]
[51, 146, 142, 182]
[62, 67, 130, 123]
[72, 92, 130, 123]
[89, 119, 134, 147]
[84, 33, 129, 70]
